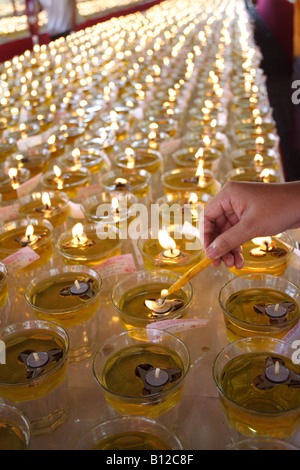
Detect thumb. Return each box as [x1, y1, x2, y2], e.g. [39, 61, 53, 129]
[205, 222, 248, 260]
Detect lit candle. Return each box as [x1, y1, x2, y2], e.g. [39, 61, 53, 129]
[16, 224, 39, 246]
[158, 230, 181, 259]
[8, 168, 19, 189]
[71, 223, 89, 247]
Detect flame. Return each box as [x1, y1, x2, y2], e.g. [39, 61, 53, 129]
[72, 223, 84, 240]
[8, 168, 18, 180]
[203, 135, 211, 146]
[255, 116, 262, 126]
[111, 197, 119, 211]
[110, 111, 118, 122]
[252, 236, 272, 247]
[259, 168, 270, 181]
[53, 165, 62, 178]
[256, 136, 264, 145]
[42, 193, 51, 208]
[47, 135, 56, 145]
[188, 193, 198, 204]
[115, 178, 128, 185]
[158, 230, 176, 250]
[254, 153, 263, 164]
[195, 148, 204, 159]
[196, 160, 206, 187]
[72, 148, 81, 159]
[148, 131, 157, 140]
[25, 225, 34, 238]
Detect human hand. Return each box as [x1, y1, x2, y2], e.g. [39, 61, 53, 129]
[201, 180, 300, 269]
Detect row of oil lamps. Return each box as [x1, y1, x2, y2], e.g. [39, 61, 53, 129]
[0, 0, 298, 452]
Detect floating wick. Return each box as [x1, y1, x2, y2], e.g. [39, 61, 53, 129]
[155, 368, 160, 379]
[75, 279, 81, 290]
[275, 361, 280, 375]
[274, 303, 279, 312]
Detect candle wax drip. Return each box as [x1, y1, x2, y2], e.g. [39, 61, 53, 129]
[144, 298, 184, 317]
[59, 277, 95, 299]
[18, 348, 63, 379]
[253, 357, 300, 390]
[135, 363, 182, 396]
[253, 301, 295, 324]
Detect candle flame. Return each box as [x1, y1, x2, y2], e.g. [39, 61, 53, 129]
[256, 136, 265, 145]
[195, 148, 204, 159]
[196, 160, 206, 188]
[255, 116, 262, 126]
[251, 236, 272, 247]
[111, 197, 119, 211]
[25, 225, 34, 238]
[203, 135, 211, 146]
[42, 192, 51, 208]
[259, 168, 270, 181]
[158, 230, 176, 250]
[148, 131, 157, 140]
[72, 148, 81, 159]
[47, 135, 56, 145]
[254, 153, 263, 164]
[53, 165, 62, 177]
[115, 178, 128, 185]
[72, 223, 84, 240]
[188, 193, 198, 204]
[8, 168, 18, 179]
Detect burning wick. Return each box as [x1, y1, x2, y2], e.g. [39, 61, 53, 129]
[53, 165, 63, 189]
[250, 237, 273, 257]
[72, 223, 88, 246]
[125, 147, 135, 169]
[8, 168, 19, 189]
[115, 178, 128, 190]
[42, 192, 52, 211]
[18, 224, 39, 246]
[158, 230, 181, 259]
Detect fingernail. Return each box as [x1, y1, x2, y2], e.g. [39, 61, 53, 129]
[205, 242, 217, 259]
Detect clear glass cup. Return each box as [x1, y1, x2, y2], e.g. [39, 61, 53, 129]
[227, 232, 296, 277]
[0, 403, 31, 450]
[162, 168, 220, 198]
[24, 265, 102, 362]
[0, 320, 69, 435]
[56, 223, 122, 267]
[137, 227, 204, 275]
[100, 169, 152, 200]
[227, 438, 298, 450]
[111, 270, 193, 330]
[93, 328, 190, 418]
[213, 336, 300, 439]
[219, 274, 300, 342]
[73, 416, 183, 450]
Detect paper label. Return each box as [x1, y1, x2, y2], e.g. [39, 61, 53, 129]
[17, 173, 42, 199]
[0, 205, 19, 222]
[77, 184, 103, 199]
[93, 254, 136, 278]
[159, 139, 182, 156]
[67, 201, 85, 219]
[146, 318, 209, 341]
[17, 128, 54, 152]
[2, 246, 40, 274]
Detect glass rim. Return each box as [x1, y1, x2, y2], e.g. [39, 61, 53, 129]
[0, 218, 53, 254]
[73, 415, 183, 450]
[111, 268, 193, 321]
[218, 272, 300, 329]
[24, 265, 102, 315]
[41, 166, 92, 188]
[92, 327, 191, 400]
[0, 402, 31, 449]
[56, 223, 122, 261]
[101, 168, 152, 190]
[0, 319, 70, 387]
[212, 335, 300, 415]
[15, 190, 70, 215]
